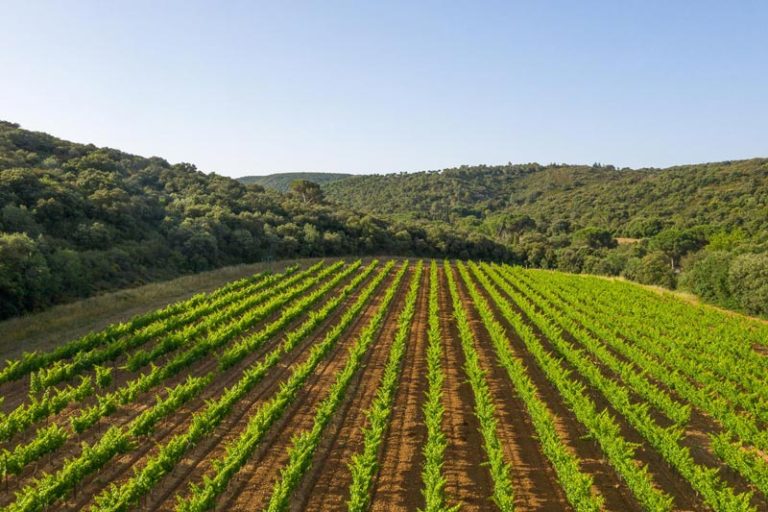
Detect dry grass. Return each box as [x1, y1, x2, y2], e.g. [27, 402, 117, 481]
[615, 237, 641, 245]
[0, 258, 327, 360]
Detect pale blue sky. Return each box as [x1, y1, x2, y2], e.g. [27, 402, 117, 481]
[1, 1, 766, 176]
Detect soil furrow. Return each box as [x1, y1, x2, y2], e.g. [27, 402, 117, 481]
[482, 266, 705, 511]
[368, 268, 429, 511]
[453, 268, 575, 512]
[48, 267, 364, 511]
[146, 265, 388, 511]
[437, 266, 496, 511]
[4, 259, 764, 512]
[511, 271, 768, 510]
[173, 265, 404, 511]
[295, 266, 412, 511]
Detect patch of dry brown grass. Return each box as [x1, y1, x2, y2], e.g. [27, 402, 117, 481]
[0, 258, 326, 360]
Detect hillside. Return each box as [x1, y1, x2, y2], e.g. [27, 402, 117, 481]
[325, 160, 768, 316]
[238, 172, 352, 191]
[0, 122, 508, 319]
[324, 160, 768, 235]
[1, 120, 766, 320]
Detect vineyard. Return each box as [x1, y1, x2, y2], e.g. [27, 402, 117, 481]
[2, 258, 768, 512]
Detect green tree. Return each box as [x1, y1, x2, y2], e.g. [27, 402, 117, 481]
[556, 247, 589, 273]
[651, 228, 705, 269]
[583, 252, 627, 276]
[0, 233, 51, 316]
[624, 217, 664, 238]
[707, 229, 746, 251]
[301, 223, 322, 256]
[728, 253, 768, 316]
[0, 204, 40, 234]
[48, 248, 88, 298]
[679, 250, 735, 307]
[289, 179, 324, 204]
[623, 251, 676, 289]
[490, 214, 535, 243]
[573, 227, 616, 250]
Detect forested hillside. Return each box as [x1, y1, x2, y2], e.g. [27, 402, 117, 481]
[0, 122, 508, 319]
[325, 161, 768, 315]
[2, 120, 766, 320]
[325, 161, 768, 233]
[238, 172, 352, 191]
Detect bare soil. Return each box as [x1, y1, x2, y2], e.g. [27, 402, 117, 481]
[437, 266, 496, 512]
[368, 268, 430, 511]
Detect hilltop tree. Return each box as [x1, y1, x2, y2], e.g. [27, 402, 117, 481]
[289, 179, 324, 204]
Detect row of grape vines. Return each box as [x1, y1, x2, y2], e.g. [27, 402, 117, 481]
[2, 258, 767, 511]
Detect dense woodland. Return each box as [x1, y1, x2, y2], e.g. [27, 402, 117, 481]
[1, 120, 766, 320]
[324, 161, 768, 316]
[239, 172, 352, 192]
[0, 122, 509, 319]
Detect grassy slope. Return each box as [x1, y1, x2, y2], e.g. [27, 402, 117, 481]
[0, 258, 326, 360]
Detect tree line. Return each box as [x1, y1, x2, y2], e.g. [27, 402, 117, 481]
[0, 121, 511, 319]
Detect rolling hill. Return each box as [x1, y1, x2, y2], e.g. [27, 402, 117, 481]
[322, 160, 768, 316]
[324, 160, 768, 236]
[1, 120, 766, 319]
[0, 122, 507, 319]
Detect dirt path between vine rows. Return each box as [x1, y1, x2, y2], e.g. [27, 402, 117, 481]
[368, 267, 429, 511]
[54, 267, 369, 511]
[452, 266, 573, 511]
[293, 266, 412, 511]
[437, 266, 495, 511]
[202, 265, 407, 510]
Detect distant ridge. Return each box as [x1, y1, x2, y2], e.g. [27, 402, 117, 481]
[238, 172, 352, 192]
[323, 159, 768, 234]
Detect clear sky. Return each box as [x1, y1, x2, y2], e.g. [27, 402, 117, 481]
[1, 1, 766, 177]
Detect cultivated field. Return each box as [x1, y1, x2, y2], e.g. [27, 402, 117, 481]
[1, 259, 768, 511]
